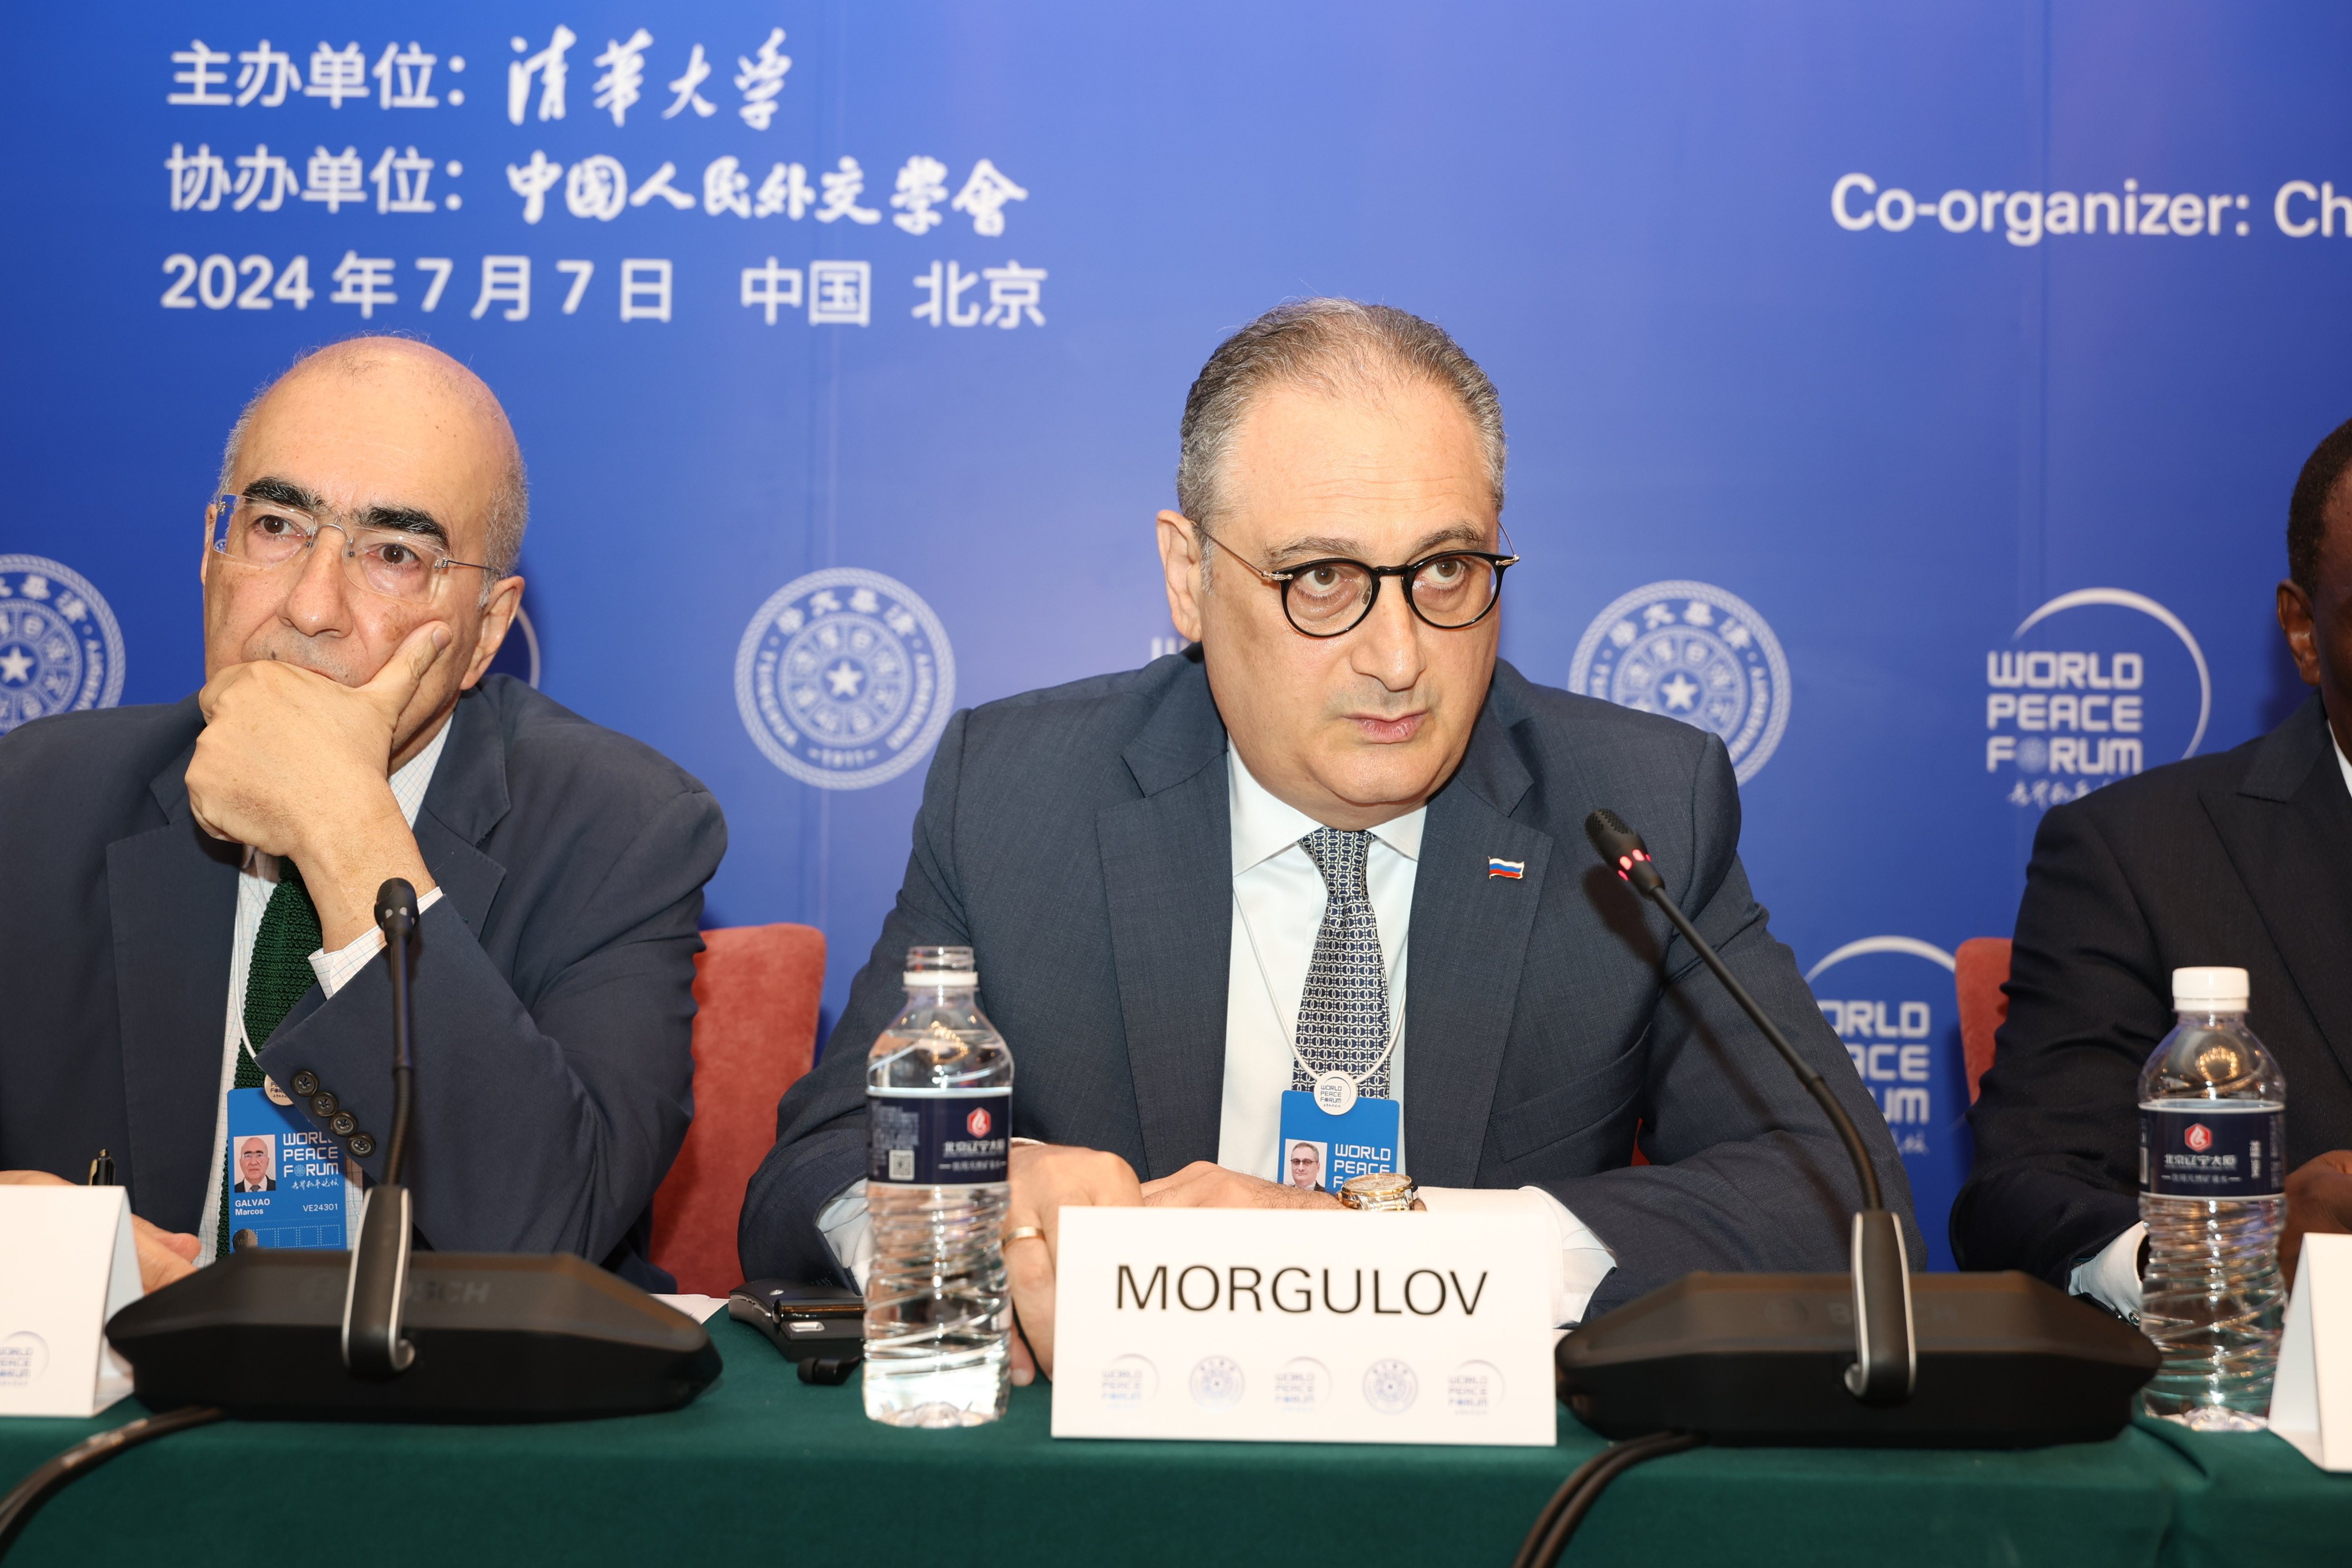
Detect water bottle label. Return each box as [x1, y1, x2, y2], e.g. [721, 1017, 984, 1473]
[2139, 1105, 2285, 1198]
[868, 1092, 1011, 1184]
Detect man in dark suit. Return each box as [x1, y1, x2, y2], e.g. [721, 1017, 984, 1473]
[740, 300, 1909, 1381]
[1954, 416, 2352, 1312]
[0, 338, 724, 1291]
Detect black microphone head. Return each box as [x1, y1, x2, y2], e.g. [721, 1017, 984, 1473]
[1585, 809, 1664, 892]
[1585, 809, 1640, 858]
[375, 877, 419, 937]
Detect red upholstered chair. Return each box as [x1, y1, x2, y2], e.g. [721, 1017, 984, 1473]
[1954, 937, 2013, 1104]
[650, 923, 827, 1295]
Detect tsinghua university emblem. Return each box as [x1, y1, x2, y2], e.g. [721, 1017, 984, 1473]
[1569, 580, 1792, 783]
[735, 567, 956, 790]
[0, 555, 125, 736]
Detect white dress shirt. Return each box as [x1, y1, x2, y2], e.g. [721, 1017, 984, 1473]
[2065, 728, 2352, 1319]
[1218, 744, 1420, 1173]
[1221, 746, 1616, 1326]
[195, 719, 451, 1258]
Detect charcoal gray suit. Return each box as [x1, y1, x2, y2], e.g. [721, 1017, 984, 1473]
[739, 652, 1911, 1315]
[0, 674, 724, 1289]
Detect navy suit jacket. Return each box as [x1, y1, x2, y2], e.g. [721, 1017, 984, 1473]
[1954, 694, 2352, 1284]
[740, 654, 1913, 1315]
[0, 675, 725, 1289]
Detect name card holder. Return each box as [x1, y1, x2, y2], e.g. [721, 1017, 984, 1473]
[0, 1185, 142, 1418]
[1051, 1207, 1555, 1446]
[2271, 1232, 2352, 1468]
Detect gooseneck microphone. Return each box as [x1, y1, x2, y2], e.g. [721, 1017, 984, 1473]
[1550, 807, 2156, 1451]
[342, 878, 420, 1380]
[1584, 810, 1913, 1403]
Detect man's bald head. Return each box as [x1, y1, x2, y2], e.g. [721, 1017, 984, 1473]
[201, 334, 530, 762]
[217, 337, 528, 577]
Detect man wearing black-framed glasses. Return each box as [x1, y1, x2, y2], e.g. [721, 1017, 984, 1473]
[0, 337, 723, 1294]
[744, 299, 1909, 1389]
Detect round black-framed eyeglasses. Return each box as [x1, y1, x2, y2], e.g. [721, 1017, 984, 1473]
[1199, 527, 1518, 638]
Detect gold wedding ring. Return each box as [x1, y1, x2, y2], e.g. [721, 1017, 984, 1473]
[1003, 1225, 1047, 1246]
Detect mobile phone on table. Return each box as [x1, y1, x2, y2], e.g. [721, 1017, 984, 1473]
[729, 1279, 864, 1378]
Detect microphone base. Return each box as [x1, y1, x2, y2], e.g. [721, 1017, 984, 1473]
[107, 1249, 721, 1423]
[1557, 1269, 2157, 1448]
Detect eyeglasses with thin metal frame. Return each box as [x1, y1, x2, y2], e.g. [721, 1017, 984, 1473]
[1198, 526, 1519, 638]
[206, 492, 491, 605]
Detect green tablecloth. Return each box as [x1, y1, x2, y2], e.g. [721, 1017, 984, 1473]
[1, 1318, 2343, 1566]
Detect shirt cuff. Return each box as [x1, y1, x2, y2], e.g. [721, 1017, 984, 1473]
[308, 886, 445, 998]
[1418, 1185, 1618, 1327]
[817, 1178, 875, 1292]
[2068, 1222, 2146, 1322]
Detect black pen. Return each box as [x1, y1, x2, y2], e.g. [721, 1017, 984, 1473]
[86, 1148, 115, 1185]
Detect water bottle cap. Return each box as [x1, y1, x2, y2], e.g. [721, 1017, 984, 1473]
[903, 970, 979, 990]
[2172, 966, 2249, 1011]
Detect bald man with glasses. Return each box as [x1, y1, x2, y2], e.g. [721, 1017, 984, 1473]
[0, 337, 724, 1292]
[740, 300, 1910, 1385]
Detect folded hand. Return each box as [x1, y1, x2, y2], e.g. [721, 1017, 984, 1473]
[2283, 1149, 2352, 1277]
[1002, 1144, 1143, 1385]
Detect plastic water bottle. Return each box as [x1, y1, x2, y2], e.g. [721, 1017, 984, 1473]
[2137, 966, 2288, 1429]
[863, 945, 1014, 1427]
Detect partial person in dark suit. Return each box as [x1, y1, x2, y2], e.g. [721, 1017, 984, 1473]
[740, 300, 1911, 1382]
[1954, 416, 2352, 1314]
[0, 338, 724, 1292]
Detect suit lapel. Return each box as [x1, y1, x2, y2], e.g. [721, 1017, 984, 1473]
[1401, 687, 1551, 1187]
[2204, 698, 2352, 1088]
[1099, 665, 1231, 1178]
[107, 732, 241, 1233]
[414, 689, 512, 928]
[104, 690, 512, 1233]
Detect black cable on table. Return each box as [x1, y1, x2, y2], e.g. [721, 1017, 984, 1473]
[1511, 1430, 1702, 1568]
[0, 1404, 224, 1559]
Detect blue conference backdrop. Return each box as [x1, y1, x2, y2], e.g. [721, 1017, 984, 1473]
[9, 3, 2349, 1266]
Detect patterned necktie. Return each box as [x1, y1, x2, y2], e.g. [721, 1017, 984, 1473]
[216, 860, 321, 1258]
[1292, 827, 1393, 1099]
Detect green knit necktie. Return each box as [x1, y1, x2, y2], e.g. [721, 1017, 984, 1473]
[217, 861, 322, 1258]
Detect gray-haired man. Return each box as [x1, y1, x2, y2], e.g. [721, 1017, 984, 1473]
[740, 300, 1910, 1383]
[0, 337, 724, 1293]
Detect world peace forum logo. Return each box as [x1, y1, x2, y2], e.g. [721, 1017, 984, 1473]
[735, 567, 955, 790]
[1569, 580, 1792, 783]
[1805, 937, 1957, 1158]
[1984, 588, 2208, 810]
[0, 555, 125, 735]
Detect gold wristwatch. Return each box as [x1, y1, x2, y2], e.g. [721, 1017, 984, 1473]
[1338, 1171, 1423, 1211]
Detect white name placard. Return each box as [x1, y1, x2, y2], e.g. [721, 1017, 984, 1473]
[2270, 1232, 2352, 1469]
[0, 1186, 142, 1418]
[1050, 1207, 1555, 1445]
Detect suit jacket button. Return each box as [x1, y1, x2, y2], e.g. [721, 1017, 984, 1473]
[329, 1111, 357, 1137]
[290, 1070, 319, 1097]
[347, 1133, 376, 1158]
[309, 1091, 338, 1117]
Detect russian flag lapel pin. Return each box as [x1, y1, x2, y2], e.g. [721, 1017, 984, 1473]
[1488, 858, 1524, 879]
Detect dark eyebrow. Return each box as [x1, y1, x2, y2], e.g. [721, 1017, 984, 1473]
[236, 479, 450, 547]
[360, 505, 449, 546]
[1264, 523, 1492, 567]
[241, 476, 322, 511]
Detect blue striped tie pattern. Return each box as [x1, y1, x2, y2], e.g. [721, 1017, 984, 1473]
[1292, 827, 1393, 1098]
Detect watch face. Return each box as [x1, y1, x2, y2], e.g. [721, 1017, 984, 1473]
[1343, 1172, 1414, 1203]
